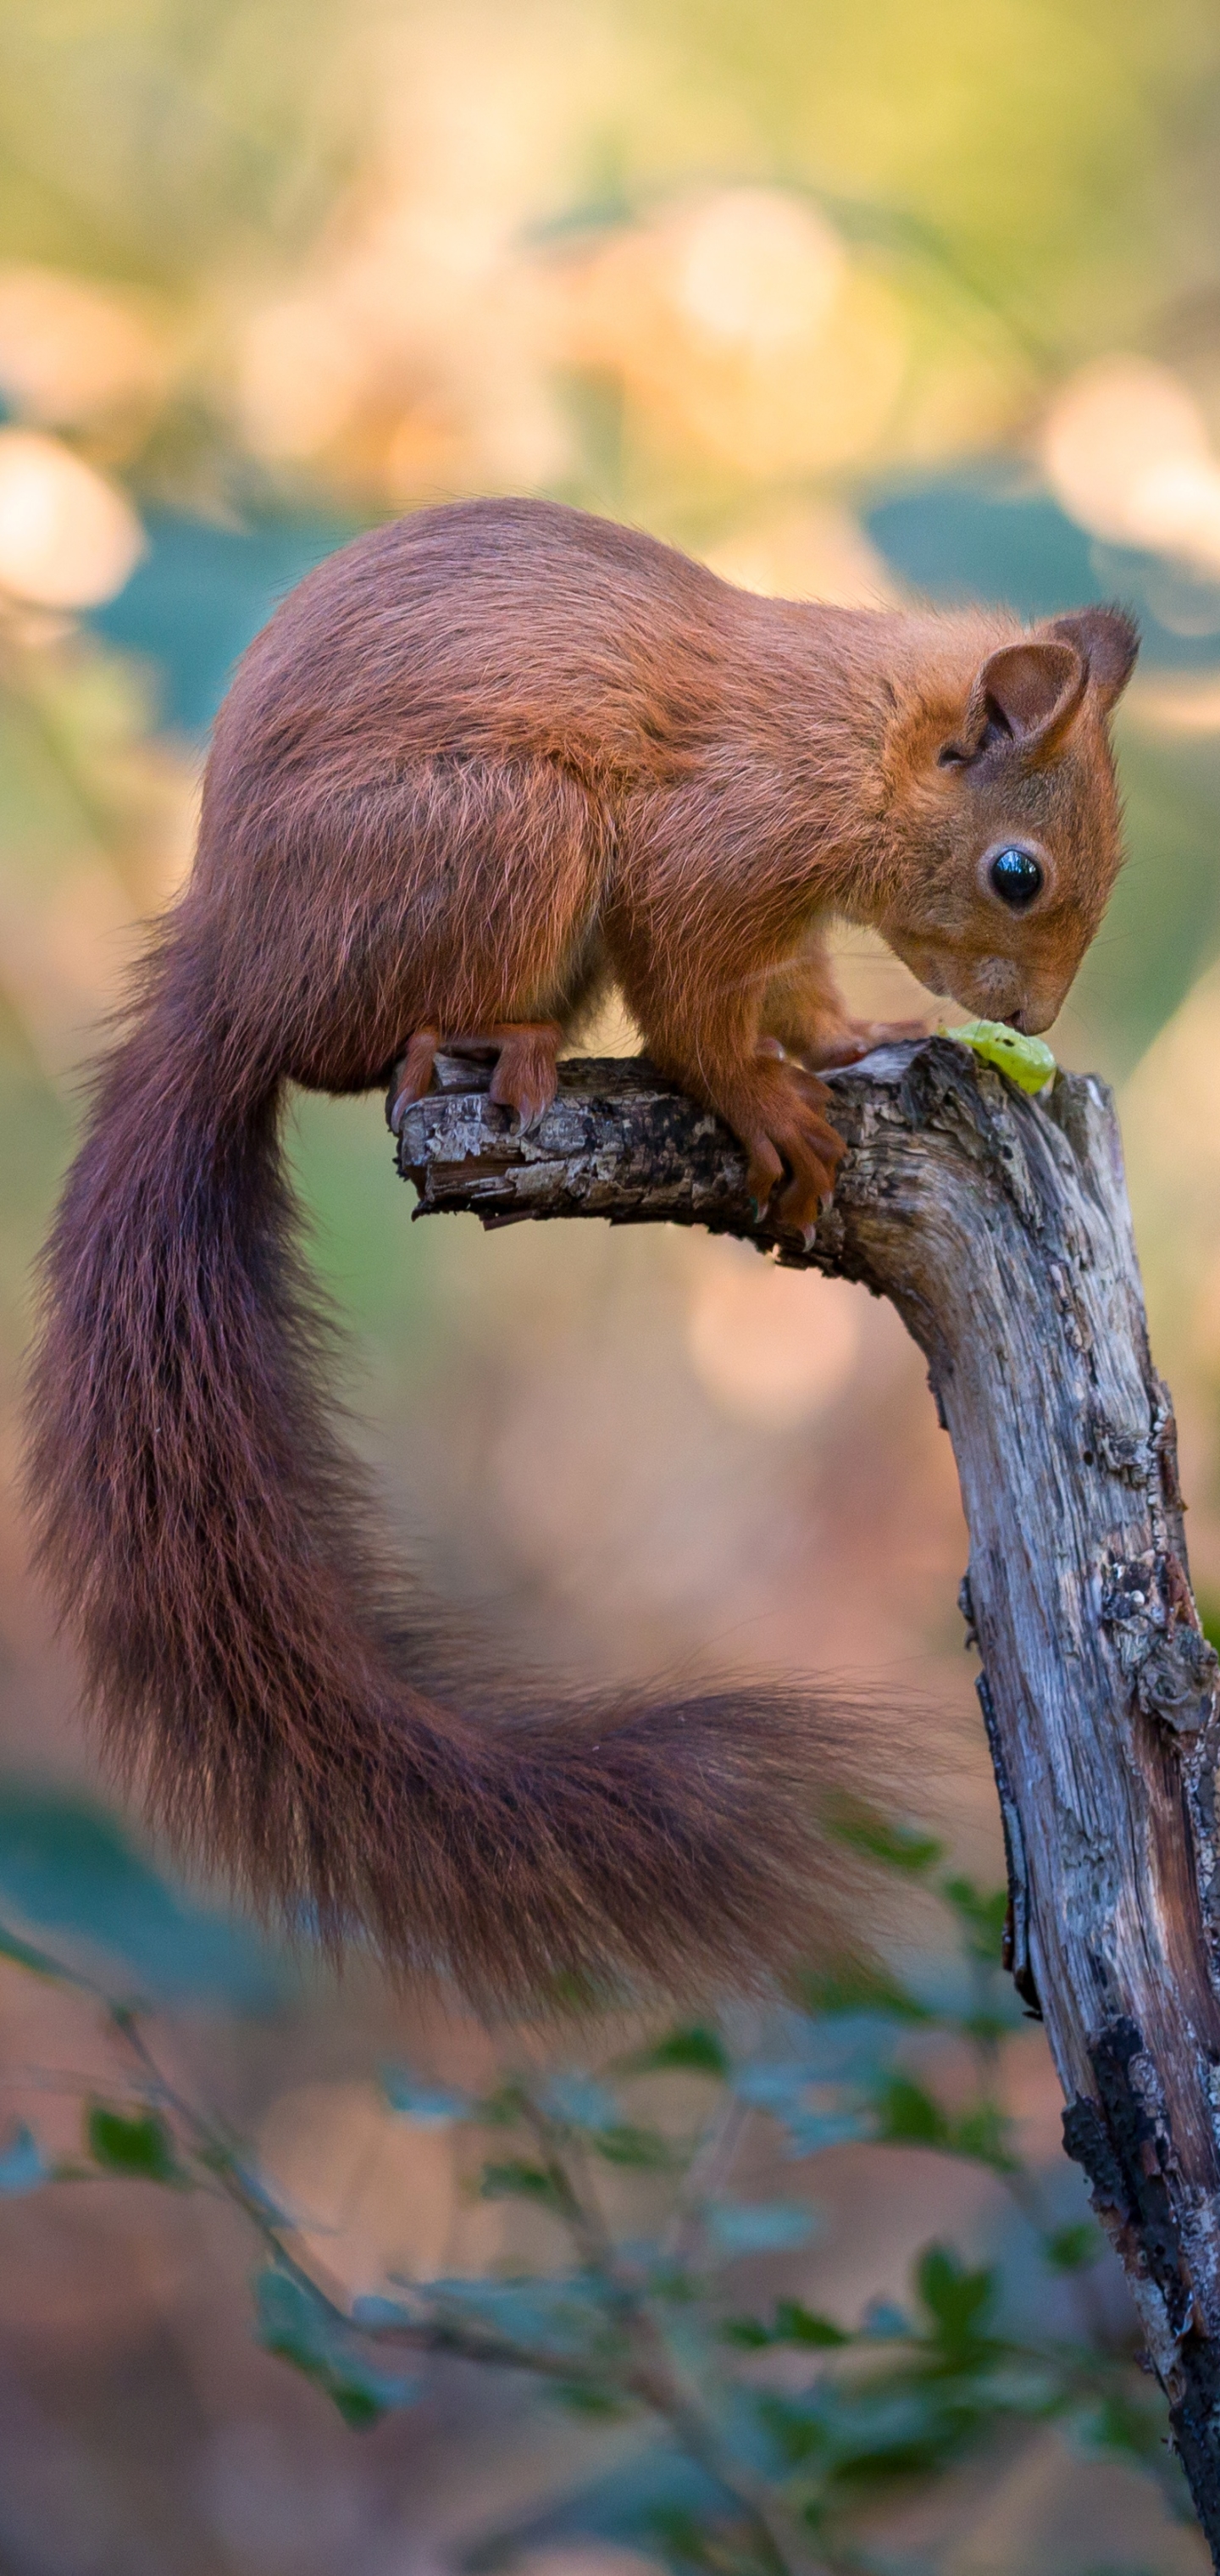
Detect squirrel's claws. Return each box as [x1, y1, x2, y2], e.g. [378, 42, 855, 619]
[386, 1030, 440, 1134]
[509, 1091, 552, 1138]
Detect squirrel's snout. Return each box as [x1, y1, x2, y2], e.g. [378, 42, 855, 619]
[1004, 997, 1061, 1037]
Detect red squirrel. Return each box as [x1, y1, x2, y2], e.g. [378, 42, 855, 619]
[24, 498, 1137, 2007]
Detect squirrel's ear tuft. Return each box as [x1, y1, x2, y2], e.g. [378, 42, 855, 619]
[941, 639, 1086, 766]
[1047, 605, 1140, 711]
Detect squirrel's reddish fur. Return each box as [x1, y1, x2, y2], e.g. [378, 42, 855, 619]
[23, 499, 1137, 2007]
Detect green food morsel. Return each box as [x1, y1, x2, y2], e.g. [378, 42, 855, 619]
[943, 1018, 1056, 1094]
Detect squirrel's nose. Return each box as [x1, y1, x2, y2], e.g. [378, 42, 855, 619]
[1004, 1008, 1027, 1033]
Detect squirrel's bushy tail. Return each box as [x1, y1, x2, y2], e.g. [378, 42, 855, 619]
[24, 940, 863, 2009]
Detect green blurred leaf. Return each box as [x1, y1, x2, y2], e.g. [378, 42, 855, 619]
[551, 2379, 629, 2417]
[86, 2103, 180, 2184]
[950, 2101, 1018, 2173]
[724, 2299, 850, 2350]
[475, 2081, 530, 2128]
[874, 2075, 950, 2149]
[1081, 2388, 1173, 2473]
[916, 2244, 998, 2362]
[795, 1958, 933, 2022]
[757, 2391, 830, 2468]
[480, 2159, 567, 2211]
[425, 2273, 609, 2355]
[828, 1803, 944, 1874]
[940, 1876, 1009, 1964]
[622, 2025, 729, 2078]
[814, 2391, 956, 2481]
[589, 2123, 674, 2170]
[774, 2297, 850, 2346]
[873, 2077, 1016, 2170]
[961, 2007, 1017, 2044]
[650, 2503, 724, 2571]
[0, 1781, 280, 2009]
[254, 2267, 419, 2427]
[1044, 2219, 1103, 2272]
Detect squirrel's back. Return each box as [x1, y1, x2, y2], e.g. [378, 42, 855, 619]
[206, 496, 871, 806]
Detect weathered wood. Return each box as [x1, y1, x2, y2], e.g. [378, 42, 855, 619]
[395, 1038, 1220, 2555]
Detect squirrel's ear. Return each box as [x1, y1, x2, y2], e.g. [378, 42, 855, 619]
[940, 639, 1086, 767]
[1047, 604, 1140, 711]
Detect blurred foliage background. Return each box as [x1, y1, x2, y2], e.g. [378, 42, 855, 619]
[5, 2, 1220, 2568]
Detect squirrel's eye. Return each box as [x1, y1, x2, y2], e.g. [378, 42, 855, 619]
[988, 846, 1044, 909]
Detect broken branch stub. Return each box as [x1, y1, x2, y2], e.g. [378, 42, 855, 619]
[395, 1038, 1220, 2555]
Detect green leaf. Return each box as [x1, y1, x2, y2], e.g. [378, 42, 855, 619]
[646, 2262, 696, 2304]
[622, 2024, 729, 2078]
[874, 2078, 1017, 2172]
[792, 2379, 957, 2479]
[940, 1876, 1009, 1964]
[480, 2158, 567, 2210]
[86, 2103, 180, 2184]
[254, 2267, 419, 2427]
[550, 2379, 629, 2417]
[874, 2076, 950, 2148]
[828, 1802, 944, 1874]
[0, 1781, 280, 2010]
[950, 2101, 1018, 2173]
[1081, 2388, 1173, 2472]
[651, 2504, 723, 2571]
[1044, 2219, 1102, 2272]
[589, 2122, 673, 2169]
[961, 2007, 1018, 2044]
[774, 2298, 851, 2347]
[916, 2243, 998, 2361]
[795, 1958, 933, 2023]
[756, 2390, 830, 2467]
[425, 2273, 607, 2353]
[724, 2299, 850, 2349]
[475, 2080, 529, 2128]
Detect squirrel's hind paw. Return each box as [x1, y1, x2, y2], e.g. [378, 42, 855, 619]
[485, 1021, 563, 1135]
[387, 1029, 440, 1133]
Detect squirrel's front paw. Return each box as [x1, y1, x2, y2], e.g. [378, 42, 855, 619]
[730, 1060, 847, 1239]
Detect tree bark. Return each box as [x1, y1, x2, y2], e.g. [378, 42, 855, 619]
[394, 1037, 1220, 2555]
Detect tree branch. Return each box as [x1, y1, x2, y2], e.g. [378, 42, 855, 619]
[394, 1039, 1220, 2559]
